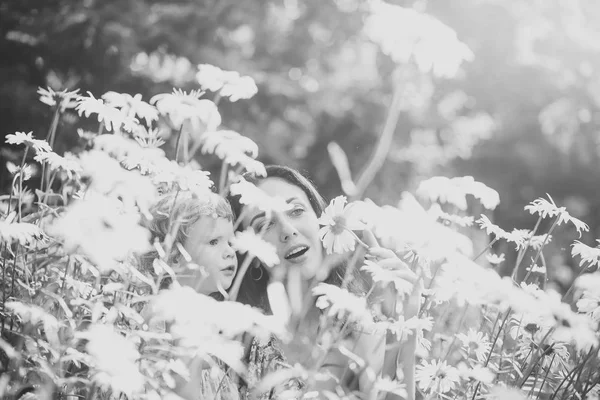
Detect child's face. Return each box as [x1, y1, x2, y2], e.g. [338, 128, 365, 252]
[178, 216, 237, 295]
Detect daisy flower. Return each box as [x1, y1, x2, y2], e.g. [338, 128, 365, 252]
[456, 363, 495, 384]
[488, 385, 528, 400]
[77, 324, 145, 396]
[228, 177, 290, 214]
[232, 229, 280, 267]
[374, 376, 407, 399]
[223, 152, 266, 176]
[196, 64, 258, 101]
[102, 91, 158, 125]
[151, 159, 214, 195]
[220, 75, 258, 102]
[6, 162, 34, 181]
[486, 253, 505, 265]
[93, 133, 141, 161]
[6, 302, 60, 347]
[571, 240, 600, 268]
[417, 176, 499, 211]
[515, 334, 569, 370]
[544, 290, 598, 351]
[0, 220, 47, 246]
[576, 291, 600, 322]
[48, 194, 151, 273]
[525, 194, 589, 237]
[360, 259, 414, 298]
[199, 130, 259, 159]
[318, 196, 366, 255]
[415, 359, 460, 395]
[429, 204, 474, 227]
[34, 151, 82, 179]
[37, 86, 80, 111]
[76, 92, 135, 132]
[312, 283, 372, 326]
[5, 131, 52, 154]
[455, 328, 491, 362]
[150, 89, 221, 131]
[196, 64, 234, 92]
[529, 233, 552, 250]
[530, 264, 546, 274]
[476, 215, 510, 240]
[132, 126, 165, 149]
[365, 3, 473, 78]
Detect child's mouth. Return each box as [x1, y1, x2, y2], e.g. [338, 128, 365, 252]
[222, 266, 236, 274]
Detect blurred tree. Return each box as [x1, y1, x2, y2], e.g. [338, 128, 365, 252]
[2, 0, 600, 280]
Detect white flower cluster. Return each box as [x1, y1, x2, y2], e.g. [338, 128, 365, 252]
[364, 2, 474, 78]
[417, 176, 500, 211]
[196, 64, 258, 102]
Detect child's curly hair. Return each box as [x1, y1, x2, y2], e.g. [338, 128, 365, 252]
[142, 190, 234, 268]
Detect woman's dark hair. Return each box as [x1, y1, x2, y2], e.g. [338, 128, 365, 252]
[228, 165, 369, 312]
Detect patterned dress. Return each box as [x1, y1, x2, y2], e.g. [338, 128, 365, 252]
[195, 336, 302, 400]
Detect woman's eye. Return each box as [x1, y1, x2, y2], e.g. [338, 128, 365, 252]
[209, 239, 219, 246]
[290, 206, 305, 216]
[255, 220, 274, 232]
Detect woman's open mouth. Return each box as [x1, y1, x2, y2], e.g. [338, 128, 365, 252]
[285, 245, 309, 260]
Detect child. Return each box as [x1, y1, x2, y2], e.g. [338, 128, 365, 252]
[145, 190, 241, 400]
[146, 190, 237, 297]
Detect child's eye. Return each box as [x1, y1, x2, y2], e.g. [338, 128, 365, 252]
[209, 238, 219, 246]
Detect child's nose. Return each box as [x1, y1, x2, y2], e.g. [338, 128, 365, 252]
[223, 244, 235, 259]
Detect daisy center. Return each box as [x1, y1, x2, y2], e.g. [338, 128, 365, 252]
[331, 216, 347, 235]
[468, 342, 480, 351]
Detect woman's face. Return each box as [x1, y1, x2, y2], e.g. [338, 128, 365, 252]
[242, 177, 324, 274]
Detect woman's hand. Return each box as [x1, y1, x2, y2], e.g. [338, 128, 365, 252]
[362, 229, 421, 400]
[362, 231, 421, 319]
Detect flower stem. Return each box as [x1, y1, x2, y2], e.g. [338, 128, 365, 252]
[218, 162, 229, 196]
[350, 230, 369, 250]
[473, 237, 498, 262]
[9, 245, 20, 331]
[561, 260, 592, 301]
[511, 215, 542, 280]
[441, 305, 469, 362]
[46, 106, 61, 149]
[228, 255, 254, 302]
[174, 124, 184, 164]
[518, 328, 555, 388]
[341, 246, 362, 289]
[534, 354, 556, 400]
[471, 308, 511, 400]
[521, 215, 560, 283]
[17, 147, 29, 222]
[233, 208, 248, 231]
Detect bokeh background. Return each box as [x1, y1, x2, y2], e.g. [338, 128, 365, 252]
[2, 0, 600, 287]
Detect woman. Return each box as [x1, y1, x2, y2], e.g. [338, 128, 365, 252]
[229, 165, 420, 400]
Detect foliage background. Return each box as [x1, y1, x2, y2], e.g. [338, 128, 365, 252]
[2, 0, 600, 288]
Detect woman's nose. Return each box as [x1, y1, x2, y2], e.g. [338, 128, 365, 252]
[279, 217, 299, 243]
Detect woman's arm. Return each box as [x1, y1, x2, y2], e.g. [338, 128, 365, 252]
[362, 233, 420, 400]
